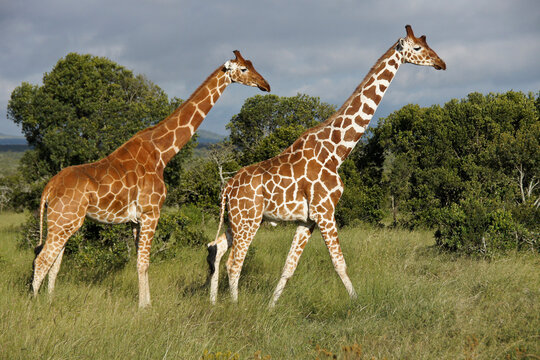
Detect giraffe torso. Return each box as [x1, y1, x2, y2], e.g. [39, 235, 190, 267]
[225, 49, 406, 226]
[228, 134, 345, 225]
[45, 137, 166, 225]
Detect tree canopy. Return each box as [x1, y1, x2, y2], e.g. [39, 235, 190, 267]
[354, 91, 539, 253]
[4, 52, 538, 256]
[227, 93, 336, 165]
[8, 53, 192, 183]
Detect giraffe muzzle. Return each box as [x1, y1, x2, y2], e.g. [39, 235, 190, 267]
[257, 81, 271, 92]
[433, 59, 446, 70]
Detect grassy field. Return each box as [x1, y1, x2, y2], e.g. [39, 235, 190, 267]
[0, 150, 24, 177]
[0, 212, 538, 359]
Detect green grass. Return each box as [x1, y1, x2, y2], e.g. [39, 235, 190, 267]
[0, 151, 24, 177]
[1, 213, 538, 359]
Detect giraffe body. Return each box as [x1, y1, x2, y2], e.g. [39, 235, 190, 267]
[32, 51, 270, 308]
[208, 26, 446, 306]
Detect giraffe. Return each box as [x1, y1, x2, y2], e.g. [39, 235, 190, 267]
[31, 50, 270, 308]
[207, 25, 446, 306]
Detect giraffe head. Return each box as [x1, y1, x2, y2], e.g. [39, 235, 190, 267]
[397, 25, 446, 70]
[223, 50, 271, 92]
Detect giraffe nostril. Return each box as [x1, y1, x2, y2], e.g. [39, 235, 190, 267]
[434, 61, 446, 70]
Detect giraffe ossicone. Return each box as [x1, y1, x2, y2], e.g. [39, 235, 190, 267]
[31, 50, 270, 308]
[207, 25, 446, 307]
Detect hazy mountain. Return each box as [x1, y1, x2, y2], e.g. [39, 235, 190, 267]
[0, 130, 226, 148]
[0, 133, 27, 145]
[196, 129, 226, 146]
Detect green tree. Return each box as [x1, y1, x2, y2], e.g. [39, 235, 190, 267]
[7, 53, 195, 208]
[227, 93, 336, 165]
[9, 53, 201, 276]
[168, 141, 241, 216]
[358, 91, 539, 252]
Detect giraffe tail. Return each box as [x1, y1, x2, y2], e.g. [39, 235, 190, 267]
[38, 183, 50, 247]
[207, 180, 232, 278]
[214, 180, 231, 243]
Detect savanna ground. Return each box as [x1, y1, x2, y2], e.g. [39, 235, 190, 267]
[0, 150, 24, 177]
[0, 211, 539, 359]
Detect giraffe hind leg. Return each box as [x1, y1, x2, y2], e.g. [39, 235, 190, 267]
[207, 229, 232, 304]
[29, 244, 45, 292]
[32, 196, 87, 298]
[226, 221, 261, 303]
[47, 247, 65, 295]
[32, 219, 84, 297]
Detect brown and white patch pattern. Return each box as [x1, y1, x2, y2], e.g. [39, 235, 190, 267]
[208, 25, 446, 307]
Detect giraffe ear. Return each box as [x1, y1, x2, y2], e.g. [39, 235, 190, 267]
[224, 60, 233, 71]
[396, 38, 405, 51]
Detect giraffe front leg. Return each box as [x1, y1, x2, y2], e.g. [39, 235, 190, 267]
[270, 222, 315, 308]
[317, 215, 357, 299]
[136, 214, 159, 308]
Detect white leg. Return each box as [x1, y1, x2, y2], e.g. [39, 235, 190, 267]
[47, 247, 65, 295]
[318, 217, 357, 299]
[208, 231, 231, 304]
[136, 214, 159, 308]
[270, 223, 314, 307]
[226, 221, 260, 303]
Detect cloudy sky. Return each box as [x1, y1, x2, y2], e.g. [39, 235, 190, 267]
[1, 0, 539, 137]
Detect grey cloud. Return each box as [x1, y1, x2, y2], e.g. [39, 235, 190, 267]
[1, 0, 539, 136]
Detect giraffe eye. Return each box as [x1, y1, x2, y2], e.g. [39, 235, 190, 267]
[414, 46, 421, 51]
[240, 67, 248, 73]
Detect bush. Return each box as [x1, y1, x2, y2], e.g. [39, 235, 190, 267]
[335, 184, 385, 227]
[19, 213, 131, 282]
[151, 209, 209, 261]
[19, 208, 209, 281]
[435, 199, 538, 255]
[67, 223, 131, 282]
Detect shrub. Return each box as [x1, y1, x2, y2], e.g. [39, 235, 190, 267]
[435, 199, 538, 255]
[151, 209, 209, 261]
[19, 208, 209, 281]
[335, 184, 385, 227]
[18, 213, 131, 282]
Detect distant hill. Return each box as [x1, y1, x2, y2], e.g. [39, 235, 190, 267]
[196, 129, 226, 146]
[0, 133, 27, 146]
[0, 131, 225, 151]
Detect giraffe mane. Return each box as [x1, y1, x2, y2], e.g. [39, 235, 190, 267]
[132, 66, 224, 139]
[283, 41, 399, 150]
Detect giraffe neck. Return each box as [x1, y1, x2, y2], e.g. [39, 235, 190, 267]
[317, 42, 403, 166]
[139, 66, 231, 167]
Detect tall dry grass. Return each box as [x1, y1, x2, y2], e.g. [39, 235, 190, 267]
[1, 214, 538, 359]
